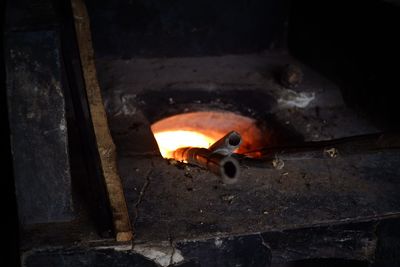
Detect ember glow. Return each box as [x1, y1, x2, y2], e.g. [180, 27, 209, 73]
[151, 111, 268, 159]
[153, 130, 216, 158]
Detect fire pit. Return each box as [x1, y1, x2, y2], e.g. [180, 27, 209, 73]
[5, 0, 400, 266]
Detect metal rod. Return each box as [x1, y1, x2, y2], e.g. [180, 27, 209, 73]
[250, 133, 400, 158]
[172, 132, 242, 183]
[208, 131, 242, 155]
[238, 132, 400, 169]
[173, 147, 240, 184]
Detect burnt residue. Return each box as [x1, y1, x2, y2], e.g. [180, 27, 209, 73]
[118, 148, 400, 246]
[136, 88, 304, 147]
[136, 88, 278, 123]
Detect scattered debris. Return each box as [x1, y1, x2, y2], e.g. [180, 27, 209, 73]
[277, 89, 315, 108]
[272, 157, 285, 170]
[133, 243, 184, 267]
[221, 194, 235, 202]
[324, 147, 338, 158]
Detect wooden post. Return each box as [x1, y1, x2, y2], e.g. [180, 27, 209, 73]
[70, 0, 133, 242]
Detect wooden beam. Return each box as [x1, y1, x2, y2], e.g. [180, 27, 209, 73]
[70, 0, 133, 242]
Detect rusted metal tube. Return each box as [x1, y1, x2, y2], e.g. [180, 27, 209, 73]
[172, 131, 242, 183]
[208, 131, 242, 155]
[238, 132, 400, 169]
[173, 147, 240, 184]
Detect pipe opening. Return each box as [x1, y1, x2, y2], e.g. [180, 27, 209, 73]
[223, 161, 237, 179]
[228, 133, 241, 147]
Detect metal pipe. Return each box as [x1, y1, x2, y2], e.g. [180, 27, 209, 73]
[173, 147, 240, 184]
[208, 131, 242, 155]
[238, 132, 400, 169]
[244, 132, 400, 160]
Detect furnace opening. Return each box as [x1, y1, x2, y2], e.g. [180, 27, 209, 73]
[150, 111, 268, 159]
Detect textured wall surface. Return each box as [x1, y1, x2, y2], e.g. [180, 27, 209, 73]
[6, 31, 74, 224]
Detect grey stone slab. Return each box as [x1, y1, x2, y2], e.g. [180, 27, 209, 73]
[118, 151, 400, 244]
[6, 31, 74, 224]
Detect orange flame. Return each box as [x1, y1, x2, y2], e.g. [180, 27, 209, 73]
[153, 130, 216, 158]
[151, 111, 269, 159]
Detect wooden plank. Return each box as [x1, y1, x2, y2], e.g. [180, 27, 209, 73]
[70, 0, 133, 242]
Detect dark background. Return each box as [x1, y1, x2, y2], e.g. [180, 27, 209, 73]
[289, 0, 400, 130]
[1, 0, 20, 266]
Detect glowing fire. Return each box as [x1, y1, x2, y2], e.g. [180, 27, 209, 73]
[153, 130, 216, 158]
[151, 111, 269, 159]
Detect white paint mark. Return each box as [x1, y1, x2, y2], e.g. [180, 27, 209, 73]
[277, 89, 315, 108]
[95, 244, 132, 251]
[105, 91, 137, 116]
[133, 244, 184, 267]
[59, 117, 67, 132]
[214, 238, 223, 248]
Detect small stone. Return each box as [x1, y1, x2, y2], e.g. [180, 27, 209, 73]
[324, 147, 338, 158]
[272, 158, 285, 170]
[221, 195, 235, 202]
[280, 64, 304, 88]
